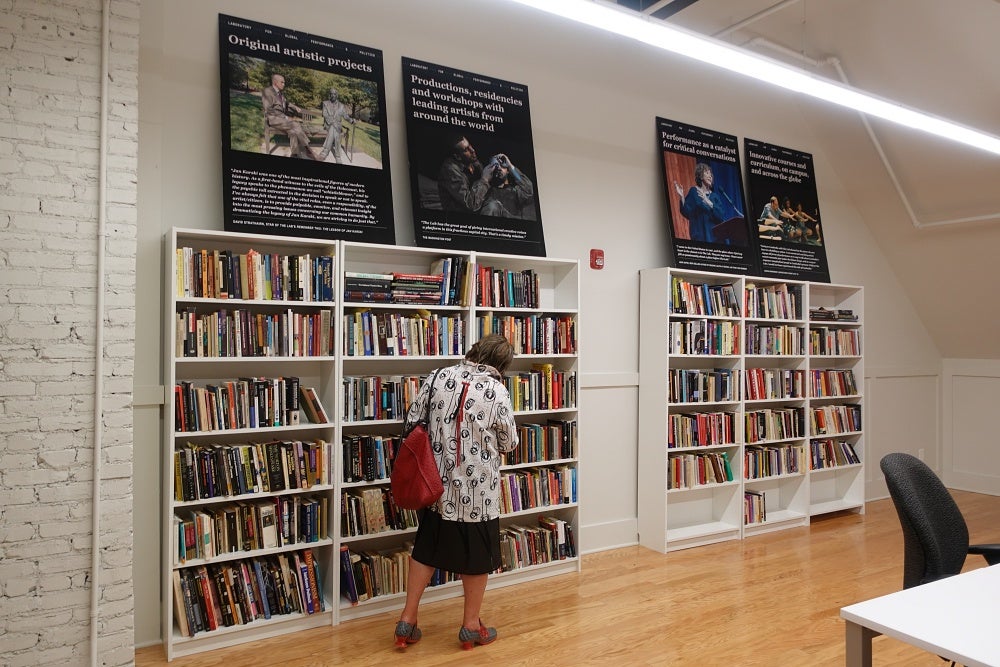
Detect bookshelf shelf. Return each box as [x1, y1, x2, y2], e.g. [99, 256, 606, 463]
[810, 461, 864, 474]
[639, 268, 864, 553]
[339, 527, 418, 544]
[666, 520, 741, 546]
[175, 356, 336, 364]
[667, 479, 741, 494]
[172, 423, 328, 438]
[164, 230, 581, 657]
[171, 605, 332, 643]
[502, 502, 579, 518]
[173, 539, 336, 570]
[168, 611, 332, 660]
[174, 485, 335, 509]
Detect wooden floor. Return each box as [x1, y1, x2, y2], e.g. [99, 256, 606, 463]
[136, 492, 1000, 666]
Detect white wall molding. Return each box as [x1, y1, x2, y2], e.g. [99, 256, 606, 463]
[942, 359, 1000, 494]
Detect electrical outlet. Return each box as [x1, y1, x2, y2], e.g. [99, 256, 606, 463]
[917, 448, 925, 461]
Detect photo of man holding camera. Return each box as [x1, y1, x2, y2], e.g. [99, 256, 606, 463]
[436, 134, 536, 220]
[480, 152, 535, 220]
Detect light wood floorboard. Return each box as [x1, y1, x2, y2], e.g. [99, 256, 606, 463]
[136, 492, 1000, 666]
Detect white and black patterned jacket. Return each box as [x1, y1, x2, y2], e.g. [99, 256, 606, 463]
[403, 361, 518, 522]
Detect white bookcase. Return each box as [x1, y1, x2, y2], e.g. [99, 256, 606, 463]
[163, 229, 581, 656]
[336, 241, 581, 622]
[162, 228, 339, 659]
[806, 282, 865, 517]
[638, 267, 863, 553]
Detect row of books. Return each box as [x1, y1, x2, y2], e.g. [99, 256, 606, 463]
[744, 323, 804, 356]
[809, 327, 861, 356]
[339, 543, 411, 604]
[809, 307, 858, 322]
[176, 308, 334, 359]
[340, 487, 419, 538]
[670, 277, 741, 317]
[667, 321, 859, 357]
[174, 377, 298, 433]
[390, 272, 446, 305]
[667, 451, 734, 490]
[744, 282, 802, 320]
[174, 378, 329, 433]
[810, 404, 863, 436]
[344, 271, 449, 305]
[173, 439, 330, 502]
[475, 265, 541, 309]
[478, 313, 577, 355]
[669, 368, 736, 404]
[745, 368, 805, 401]
[745, 407, 805, 444]
[499, 516, 577, 572]
[504, 419, 578, 465]
[744, 490, 766, 525]
[172, 494, 328, 565]
[338, 513, 579, 606]
[498, 465, 577, 515]
[342, 366, 577, 423]
[744, 443, 807, 479]
[343, 257, 472, 306]
[341, 375, 423, 423]
[176, 247, 335, 302]
[669, 319, 740, 356]
[430, 256, 473, 306]
[343, 310, 465, 357]
[504, 366, 577, 412]
[342, 419, 578, 484]
[809, 369, 859, 397]
[810, 438, 861, 469]
[344, 546, 460, 605]
[668, 411, 736, 449]
[171, 548, 326, 638]
[342, 433, 400, 484]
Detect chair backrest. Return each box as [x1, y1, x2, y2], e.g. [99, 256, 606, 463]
[880, 452, 970, 588]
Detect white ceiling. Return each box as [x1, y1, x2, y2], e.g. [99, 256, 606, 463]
[614, 0, 1000, 358]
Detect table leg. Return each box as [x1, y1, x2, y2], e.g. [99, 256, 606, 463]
[845, 621, 880, 667]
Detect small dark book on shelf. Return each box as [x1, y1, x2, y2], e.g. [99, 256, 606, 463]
[284, 376, 300, 425]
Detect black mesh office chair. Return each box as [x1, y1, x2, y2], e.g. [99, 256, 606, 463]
[880, 452, 1000, 590]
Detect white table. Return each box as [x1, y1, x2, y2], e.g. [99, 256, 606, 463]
[840, 564, 1000, 667]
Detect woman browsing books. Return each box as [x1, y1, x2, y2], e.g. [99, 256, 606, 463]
[393, 334, 518, 650]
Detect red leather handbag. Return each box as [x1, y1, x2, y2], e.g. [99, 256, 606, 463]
[391, 369, 444, 510]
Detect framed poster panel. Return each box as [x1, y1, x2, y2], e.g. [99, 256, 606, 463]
[657, 117, 757, 274]
[403, 57, 546, 256]
[219, 14, 394, 243]
[744, 138, 830, 282]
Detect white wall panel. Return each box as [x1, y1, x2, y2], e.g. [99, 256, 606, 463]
[944, 360, 1000, 493]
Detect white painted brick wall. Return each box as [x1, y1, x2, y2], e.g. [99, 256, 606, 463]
[0, 1, 139, 666]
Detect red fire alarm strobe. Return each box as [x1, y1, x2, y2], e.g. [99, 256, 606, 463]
[590, 248, 605, 270]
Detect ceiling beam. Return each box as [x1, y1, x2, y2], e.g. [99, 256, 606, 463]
[649, 0, 700, 21]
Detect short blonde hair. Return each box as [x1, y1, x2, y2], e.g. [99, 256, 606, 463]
[466, 334, 514, 374]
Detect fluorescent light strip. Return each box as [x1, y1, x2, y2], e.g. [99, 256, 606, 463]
[506, 0, 1000, 156]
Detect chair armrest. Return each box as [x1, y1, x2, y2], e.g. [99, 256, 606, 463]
[968, 544, 1000, 566]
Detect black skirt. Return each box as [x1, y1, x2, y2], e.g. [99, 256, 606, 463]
[410, 509, 501, 575]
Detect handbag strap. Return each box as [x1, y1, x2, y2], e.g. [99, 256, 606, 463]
[421, 367, 442, 424]
[454, 381, 470, 459]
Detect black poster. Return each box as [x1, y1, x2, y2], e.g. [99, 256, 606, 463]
[744, 139, 830, 282]
[403, 57, 546, 256]
[219, 14, 394, 243]
[657, 117, 757, 274]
